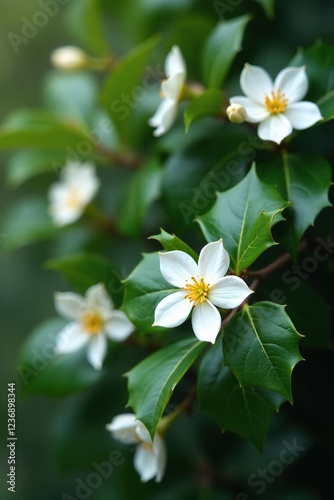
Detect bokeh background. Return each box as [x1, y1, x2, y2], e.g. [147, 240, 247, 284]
[1, 0, 333, 499]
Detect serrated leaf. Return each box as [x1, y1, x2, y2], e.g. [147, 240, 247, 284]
[149, 229, 198, 261]
[126, 337, 205, 438]
[123, 252, 178, 333]
[101, 35, 160, 146]
[18, 318, 103, 396]
[257, 154, 332, 258]
[202, 15, 251, 88]
[116, 157, 162, 237]
[198, 340, 284, 452]
[184, 89, 223, 132]
[197, 164, 288, 274]
[223, 302, 303, 402]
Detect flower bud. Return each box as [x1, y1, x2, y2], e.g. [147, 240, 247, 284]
[50, 46, 88, 71]
[226, 103, 248, 124]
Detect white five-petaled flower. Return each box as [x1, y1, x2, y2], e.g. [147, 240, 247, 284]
[54, 283, 135, 370]
[153, 240, 253, 344]
[149, 45, 186, 137]
[48, 161, 100, 227]
[106, 414, 166, 482]
[230, 63, 323, 144]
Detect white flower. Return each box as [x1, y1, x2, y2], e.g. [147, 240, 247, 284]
[153, 240, 253, 344]
[106, 414, 166, 482]
[54, 283, 135, 370]
[149, 45, 186, 137]
[230, 63, 323, 144]
[226, 103, 248, 123]
[48, 161, 100, 226]
[50, 46, 88, 71]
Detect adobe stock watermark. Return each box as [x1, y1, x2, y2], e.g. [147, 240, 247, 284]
[270, 235, 334, 304]
[236, 438, 306, 499]
[179, 135, 265, 224]
[8, 0, 72, 54]
[213, 0, 244, 20]
[61, 450, 125, 500]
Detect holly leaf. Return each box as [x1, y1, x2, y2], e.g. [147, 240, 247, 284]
[257, 154, 332, 258]
[184, 89, 223, 132]
[149, 229, 198, 261]
[223, 302, 303, 402]
[202, 15, 252, 88]
[197, 164, 288, 274]
[198, 340, 284, 452]
[126, 337, 205, 438]
[317, 90, 334, 122]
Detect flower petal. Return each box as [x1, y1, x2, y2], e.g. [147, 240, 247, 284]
[106, 413, 138, 444]
[284, 101, 323, 130]
[165, 45, 186, 79]
[240, 64, 273, 104]
[191, 301, 221, 343]
[134, 443, 159, 482]
[198, 240, 230, 285]
[148, 99, 178, 137]
[257, 114, 292, 144]
[85, 283, 114, 312]
[161, 72, 184, 101]
[153, 434, 167, 482]
[153, 291, 193, 328]
[104, 311, 135, 341]
[54, 291, 85, 320]
[159, 250, 198, 287]
[55, 322, 88, 353]
[209, 276, 253, 309]
[274, 66, 308, 103]
[229, 96, 269, 123]
[86, 334, 107, 370]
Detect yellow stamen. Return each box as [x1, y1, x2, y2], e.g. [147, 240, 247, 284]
[81, 310, 103, 335]
[183, 276, 210, 306]
[140, 442, 154, 451]
[65, 188, 81, 209]
[264, 89, 288, 114]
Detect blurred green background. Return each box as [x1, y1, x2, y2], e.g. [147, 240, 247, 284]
[1, 0, 333, 499]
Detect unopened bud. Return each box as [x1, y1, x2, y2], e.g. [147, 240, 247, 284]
[50, 46, 88, 71]
[226, 103, 247, 124]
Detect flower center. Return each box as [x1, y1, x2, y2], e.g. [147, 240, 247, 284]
[264, 89, 288, 114]
[81, 310, 103, 335]
[183, 276, 210, 306]
[65, 188, 81, 209]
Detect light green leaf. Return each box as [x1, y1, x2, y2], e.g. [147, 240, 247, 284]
[202, 15, 251, 88]
[122, 252, 174, 333]
[223, 302, 303, 402]
[101, 35, 160, 145]
[198, 340, 284, 452]
[197, 164, 288, 274]
[18, 318, 103, 396]
[184, 89, 223, 132]
[126, 337, 205, 438]
[149, 229, 198, 261]
[257, 154, 332, 258]
[6, 150, 67, 187]
[116, 157, 162, 237]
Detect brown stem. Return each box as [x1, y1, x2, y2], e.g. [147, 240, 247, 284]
[94, 142, 142, 169]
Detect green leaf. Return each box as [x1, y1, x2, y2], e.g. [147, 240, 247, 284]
[0, 109, 89, 150]
[202, 15, 251, 88]
[223, 302, 303, 402]
[122, 252, 174, 333]
[184, 89, 223, 132]
[149, 229, 198, 261]
[18, 318, 103, 396]
[198, 340, 284, 452]
[116, 157, 162, 237]
[6, 150, 67, 187]
[45, 252, 123, 306]
[257, 154, 332, 258]
[254, 0, 275, 18]
[317, 90, 334, 122]
[101, 35, 160, 145]
[197, 164, 288, 274]
[126, 337, 205, 438]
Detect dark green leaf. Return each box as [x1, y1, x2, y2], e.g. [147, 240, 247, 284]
[198, 164, 288, 274]
[223, 302, 303, 402]
[202, 15, 252, 88]
[184, 89, 223, 132]
[317, 90, 334, 122]
[126, 337, 205, 438]
[198, 340, 284, 452]
[254, 0, 275, 18]
[149, 229, 198, 261]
